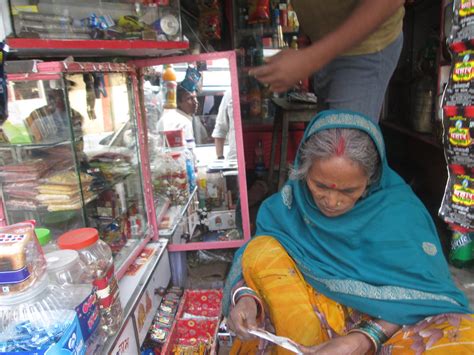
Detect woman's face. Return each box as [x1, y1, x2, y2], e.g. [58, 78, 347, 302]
[306, 156, 368, 217]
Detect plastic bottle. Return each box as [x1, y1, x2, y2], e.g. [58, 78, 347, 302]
[57, 228, 123, 336]
[255, 140, 266, 178]
[261, 85, 273, 120]
[184, 138, 197, 193]
[35, 227, 57, 254]
[197, 166, 207, 209]
[45, 249, 100, 344]
[249, 77, 262, 118]
[290, 35, 298, 50]
[162, 64, 177, 109]
[449, 226, 473, 268]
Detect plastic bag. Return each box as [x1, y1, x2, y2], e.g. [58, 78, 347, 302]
[198, 0, 222, 40]
[248, 0, 270, 25]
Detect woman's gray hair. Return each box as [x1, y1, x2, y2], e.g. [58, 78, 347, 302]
[290, 128, 381, 186]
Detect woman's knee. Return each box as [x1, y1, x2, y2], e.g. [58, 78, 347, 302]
[242, 236, 287, 272]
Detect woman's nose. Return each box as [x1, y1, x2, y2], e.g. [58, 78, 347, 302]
[325, 191, 340, 208]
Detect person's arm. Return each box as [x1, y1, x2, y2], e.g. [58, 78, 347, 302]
[215, 137, 226, 158]
[250, 0, 405, 92]
[212, 91, 231, 158]
[299, 319, 401, 354]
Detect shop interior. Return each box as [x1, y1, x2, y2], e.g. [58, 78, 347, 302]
[0, 0, 473, 354]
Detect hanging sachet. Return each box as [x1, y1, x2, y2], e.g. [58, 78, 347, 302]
[449, 0, 474, 46]
[439, 164, 474, 229]
[443, 106, 474, 166]
[444, 50, 474, 106]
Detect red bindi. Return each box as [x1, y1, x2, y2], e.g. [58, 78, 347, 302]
[330, 183, 337, 189]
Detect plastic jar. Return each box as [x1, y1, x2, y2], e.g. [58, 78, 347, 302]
[45, 249, 100, 343]
[57, 228, 123, 336]
[35, 227, 57, 254]
[206, 170, 226, 208]
[46, 249, 93, 285]
[170, 152, 190, 205]
[0, 274, 80, 353]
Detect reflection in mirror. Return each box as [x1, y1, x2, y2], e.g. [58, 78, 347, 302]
[136, 52, 250, 247]
[65, 73, 148, 260]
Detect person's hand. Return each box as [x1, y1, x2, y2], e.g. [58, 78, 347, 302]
[249, 48, 317, 93]
[298, 333, 373, 355]
[227, 296, 259, 340]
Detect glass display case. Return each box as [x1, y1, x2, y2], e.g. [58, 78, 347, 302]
[2, 60, 151, 274]
[9, 0, 182, 42]
[131, 51, 251, 251]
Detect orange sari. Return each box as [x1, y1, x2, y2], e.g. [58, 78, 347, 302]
[230, 237, 474, 355]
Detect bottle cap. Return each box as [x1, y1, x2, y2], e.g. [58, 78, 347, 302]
[35, 228, 51, 246]
[57, 228, 99, 250]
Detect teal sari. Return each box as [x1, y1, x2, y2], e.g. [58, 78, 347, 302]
[224, 110, 471, 325]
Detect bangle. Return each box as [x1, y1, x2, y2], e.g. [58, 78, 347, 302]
[231, 286, 264, 323]
[232, 286, 257, 306]
[348, 328, 379, 353]
[348, 320, 389, 353]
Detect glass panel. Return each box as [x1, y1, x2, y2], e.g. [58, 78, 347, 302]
[9, 0, 182, 41]
[65, 72, 148, 269]
[1, 77, 85, 239]
[140, 55, 247, 246]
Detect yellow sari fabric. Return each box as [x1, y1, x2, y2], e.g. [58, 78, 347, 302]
[230, 236, 474, 355]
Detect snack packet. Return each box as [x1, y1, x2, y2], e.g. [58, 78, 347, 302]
[443, 106, 474, 167]
[439, 164, 474, 229]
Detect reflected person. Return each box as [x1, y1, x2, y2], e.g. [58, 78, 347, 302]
[212, 89, 236, 160]
[177, 85, 209, 145]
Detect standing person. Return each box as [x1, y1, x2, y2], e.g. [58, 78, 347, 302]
[224, 110, 474, 354]
[250, 0, 405, 122]
[212, 89, 236, 160]
[157, 84, 208, 144]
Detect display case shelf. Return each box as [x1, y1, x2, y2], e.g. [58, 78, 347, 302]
[5, 38, 189, 58]
[380, 120, 443, 150]
[0, 138, 78, 149]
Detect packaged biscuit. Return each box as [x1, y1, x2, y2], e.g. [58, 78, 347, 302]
[443, 106, 474, 166]
[0, 220, 46, 295]
[439, 164, 474, 229]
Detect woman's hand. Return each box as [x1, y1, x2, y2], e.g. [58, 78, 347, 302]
[226, 296, 259, 340]
[298, 333, 373, 355]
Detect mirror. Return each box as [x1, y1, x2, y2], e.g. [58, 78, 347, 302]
[132, 51, 250, 248]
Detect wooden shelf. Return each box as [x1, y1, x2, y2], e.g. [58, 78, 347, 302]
[380, 120, 443, 150]
[5, 38, 189, 58]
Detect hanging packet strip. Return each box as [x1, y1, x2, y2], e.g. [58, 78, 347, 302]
[449, 0, 474, 45]
[0, 42, 8, 124]
[444, 50, 474, 106]
[247, 0, 270, 25]
[443, 106, 474, 166]
[439, 164, 474, 229]
[198, 1, 222, 40]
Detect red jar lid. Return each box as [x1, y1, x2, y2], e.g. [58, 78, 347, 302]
[57, 228, 99, 250]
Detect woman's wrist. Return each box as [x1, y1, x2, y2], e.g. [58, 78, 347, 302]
[347, 332, 374, 354]
[232, 286, 265, 323]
